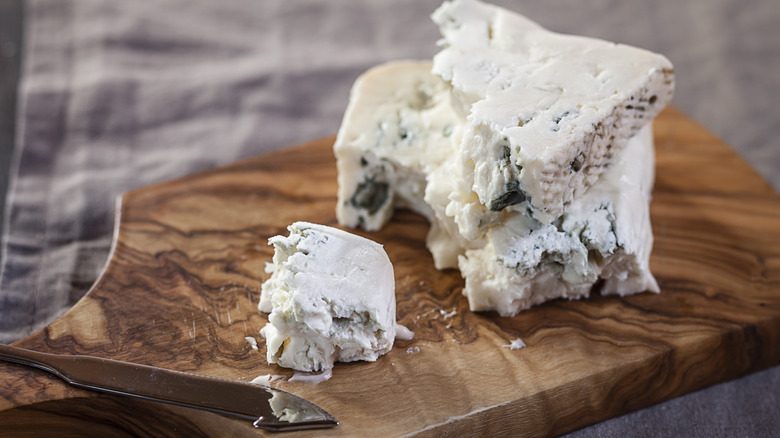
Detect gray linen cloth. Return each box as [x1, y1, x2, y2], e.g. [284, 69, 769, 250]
[1, 0, 778, 435]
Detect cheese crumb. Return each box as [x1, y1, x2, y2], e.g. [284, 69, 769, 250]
[439, 308, 457, 319]
[245, 336, 259, 351]
[395, 324, 416, 341]
[502, 339, 527, 350]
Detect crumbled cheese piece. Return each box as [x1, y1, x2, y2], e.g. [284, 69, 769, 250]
[432, 0, 674, 237]
[259, 222, 396, 372]
[439, 308, 457, 319]
[503, 339, 527, 350]
[245, 336, 259, 351]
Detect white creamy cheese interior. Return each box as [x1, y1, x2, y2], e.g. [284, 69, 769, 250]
[258, 222, 396, 372]
[432, 0, 674, 239]
[334, 61, 471, 269]
[335, 61, 464, 232]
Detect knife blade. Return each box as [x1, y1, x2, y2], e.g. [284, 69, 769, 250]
[0, 343, 338, 431]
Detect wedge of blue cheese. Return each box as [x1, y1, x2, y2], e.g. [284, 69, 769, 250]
[458, 125, 659, 316]
[258, 222, 396, 372]
[333, 61, 660, 316]
[432, 0, 674, 239]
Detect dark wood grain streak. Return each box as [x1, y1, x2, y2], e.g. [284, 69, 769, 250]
[0, 107, 779, 437]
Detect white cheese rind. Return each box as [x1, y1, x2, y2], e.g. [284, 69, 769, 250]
[458, 125, 659, 317]
[432, 0, 674, 238]
[258, 222, 396, 372]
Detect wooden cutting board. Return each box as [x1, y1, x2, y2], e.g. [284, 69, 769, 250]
[1, 107, 779, 437]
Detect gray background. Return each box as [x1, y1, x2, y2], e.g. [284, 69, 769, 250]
[1, 0, 778, 436]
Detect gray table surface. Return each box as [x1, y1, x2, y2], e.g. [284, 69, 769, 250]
[1, 0, 778, 436]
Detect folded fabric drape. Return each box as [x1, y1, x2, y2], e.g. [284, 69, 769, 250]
[0, 0, 441, 343]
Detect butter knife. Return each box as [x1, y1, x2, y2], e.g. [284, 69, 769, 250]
[0, 344, 338, 431]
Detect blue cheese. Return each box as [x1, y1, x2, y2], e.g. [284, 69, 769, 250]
[432, 0, 674, 239]
[458, 125, 659, 316]
[334, 61, 475, 270]
[333, 0, 670, 317]
[258, 222, 396, 372]
[333, 61, 660, 316]
[334, 61, 463, 232]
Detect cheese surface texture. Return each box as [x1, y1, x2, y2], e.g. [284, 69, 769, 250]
[458, 125, 659, 316]
[259, 222, 396, 372]
[334, 61, 463, 232]
[432, 0, 674, 238]
[334, 61, 478, 270]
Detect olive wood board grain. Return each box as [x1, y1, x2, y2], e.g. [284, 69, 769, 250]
[1, 107, 779, 437]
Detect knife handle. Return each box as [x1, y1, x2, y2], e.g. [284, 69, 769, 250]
[0, 343, 264, 416]
[0, 343, 67, 378]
